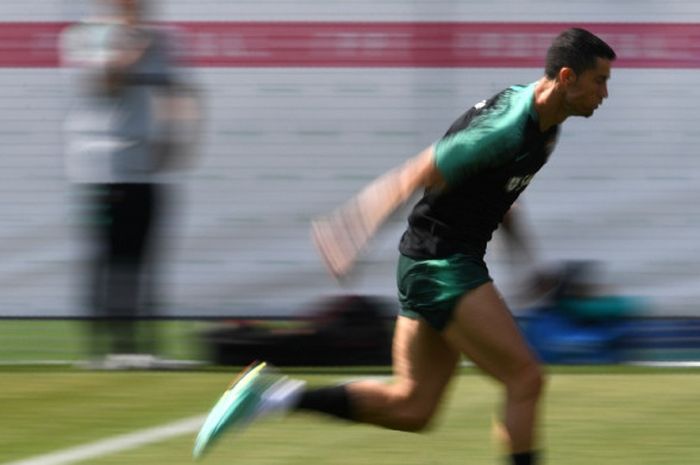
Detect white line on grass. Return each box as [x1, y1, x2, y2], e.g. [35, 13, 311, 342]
[628, 361, 700, 368]
[3, 415, 206, 465]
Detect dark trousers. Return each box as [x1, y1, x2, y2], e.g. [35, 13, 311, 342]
[84, 183, 161, 355]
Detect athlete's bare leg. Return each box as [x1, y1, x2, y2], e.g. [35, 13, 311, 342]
[442, 282, 544, 453]
[344, 315, 460, 431]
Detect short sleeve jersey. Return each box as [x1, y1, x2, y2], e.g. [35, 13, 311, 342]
[399, 82, 559, 260]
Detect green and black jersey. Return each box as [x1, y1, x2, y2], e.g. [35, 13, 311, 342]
[399, 82, 559, 260]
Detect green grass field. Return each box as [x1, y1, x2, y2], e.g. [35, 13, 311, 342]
[2, 367, 700, 465]
[0, 320, 209, 363]
[2, 320, 700, 464]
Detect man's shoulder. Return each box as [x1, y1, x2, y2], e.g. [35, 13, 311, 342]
[480, 82, 536, 137]
[492, 82, 535, 114]
[436, 82, 536, 157]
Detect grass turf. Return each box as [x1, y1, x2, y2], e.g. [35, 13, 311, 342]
[0, 320, 209, 363]
[2, 368, 700, 465]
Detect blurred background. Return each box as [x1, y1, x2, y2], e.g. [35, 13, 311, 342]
[3, 2, 700, 465]
[2, 1, 700, 365]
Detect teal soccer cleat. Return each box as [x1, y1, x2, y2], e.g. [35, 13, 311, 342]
[193, 361, 275, 459]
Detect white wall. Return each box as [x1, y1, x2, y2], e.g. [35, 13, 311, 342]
[2, 1, 700, 317]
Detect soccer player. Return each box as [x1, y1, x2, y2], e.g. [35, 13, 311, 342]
[195, 28, 616, 465]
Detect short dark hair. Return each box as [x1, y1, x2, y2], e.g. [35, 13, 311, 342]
[545, 28, 616, 79]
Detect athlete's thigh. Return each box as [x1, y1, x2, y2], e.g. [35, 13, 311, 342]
[393, 315, 460, 403]
[441, 282, 539, 383]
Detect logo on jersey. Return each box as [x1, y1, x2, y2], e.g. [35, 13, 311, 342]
[505, 174, 534, 193]
[515, 151, 530, 162]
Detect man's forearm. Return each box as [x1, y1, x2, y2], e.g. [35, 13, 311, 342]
[312, 147, 438, 278]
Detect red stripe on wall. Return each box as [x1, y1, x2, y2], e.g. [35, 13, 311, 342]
[2, 21, 700, 68]
[0, 22, 67, 67]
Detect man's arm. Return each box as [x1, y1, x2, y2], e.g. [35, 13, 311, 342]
[501, 204, 560, 298]
[500, 204, 537, 263]
[312, 146, 443, 278]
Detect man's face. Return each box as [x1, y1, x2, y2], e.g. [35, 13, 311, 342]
[564, 57, 612, 117]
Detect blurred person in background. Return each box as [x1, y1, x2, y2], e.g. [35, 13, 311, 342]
[60, 0, 200, 369]
[195, 28, 615, 465]
[521, 259, 645, 364]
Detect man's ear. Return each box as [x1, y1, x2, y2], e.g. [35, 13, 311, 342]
[558, 67, 576, 85]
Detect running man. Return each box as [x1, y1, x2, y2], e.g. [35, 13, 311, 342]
[195, 28, 616, 465]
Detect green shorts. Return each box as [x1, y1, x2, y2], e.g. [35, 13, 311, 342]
[397, 253, 493, 331]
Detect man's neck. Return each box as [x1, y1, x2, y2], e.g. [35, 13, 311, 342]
[533, 77, 568, 132]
